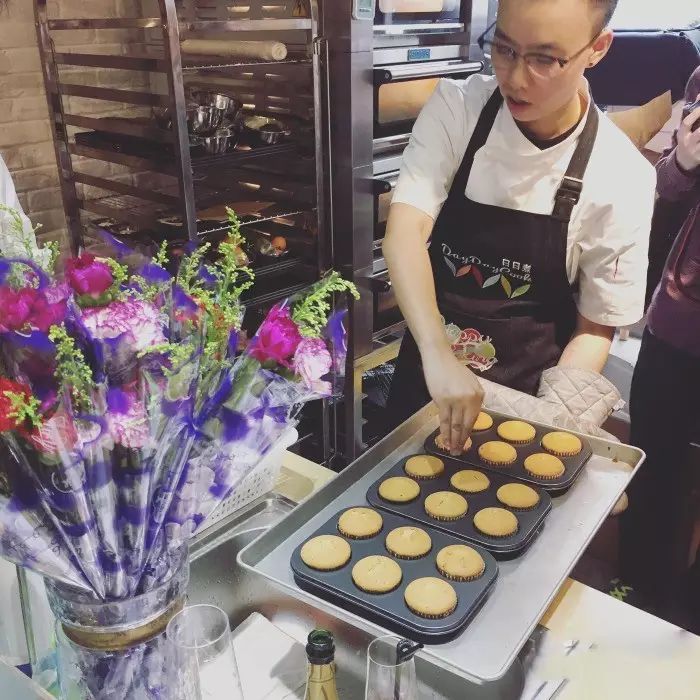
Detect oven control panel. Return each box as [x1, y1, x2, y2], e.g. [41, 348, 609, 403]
[352, 0, 376, 20]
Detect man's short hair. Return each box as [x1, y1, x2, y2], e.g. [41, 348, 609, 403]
[591, 0, 619, 26]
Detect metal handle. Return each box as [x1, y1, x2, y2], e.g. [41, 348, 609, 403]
[375, 59, 483, 84]
[372, 171, 399, 195]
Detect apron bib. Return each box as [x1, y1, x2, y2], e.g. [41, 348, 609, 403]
[387, 88, 599, 426]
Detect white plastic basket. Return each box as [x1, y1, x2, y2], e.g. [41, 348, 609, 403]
[199, 427, 299, 532]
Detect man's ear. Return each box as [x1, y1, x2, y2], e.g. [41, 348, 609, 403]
[588, 28, 614, 69]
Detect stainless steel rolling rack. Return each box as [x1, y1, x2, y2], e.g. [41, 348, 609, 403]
[34, 0, 338, 462]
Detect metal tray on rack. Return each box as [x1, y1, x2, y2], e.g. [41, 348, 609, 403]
[291, 508, 499, 644]
[366, 456, 552, 557]
[424, 419, 593, 494]
[238, 405, 645, 684]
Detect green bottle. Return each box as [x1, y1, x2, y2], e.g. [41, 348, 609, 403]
[304, 629, 340, 700]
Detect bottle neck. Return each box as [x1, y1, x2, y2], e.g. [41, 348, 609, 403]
[307, 661, 336, 683]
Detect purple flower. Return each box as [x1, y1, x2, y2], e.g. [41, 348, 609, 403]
[65, 254, 114, 297]
[82, 299, 167, 354]
[293, 337, 332, 395]
[248, 305, 302, 366]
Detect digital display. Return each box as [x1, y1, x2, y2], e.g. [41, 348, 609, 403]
[408, 48, 431, 62]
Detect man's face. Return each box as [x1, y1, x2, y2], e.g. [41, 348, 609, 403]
[493, 0, 603, 123]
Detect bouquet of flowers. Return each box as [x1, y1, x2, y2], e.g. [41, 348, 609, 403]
[0, 207, 357, 607]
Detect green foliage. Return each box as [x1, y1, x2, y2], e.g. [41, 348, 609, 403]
[48, 325, 95, 412]
[4, 391, 43, 429]
[292, 272, 359, 338]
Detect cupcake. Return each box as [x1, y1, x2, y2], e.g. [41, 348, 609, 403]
[300, 535, 352, 571]
[424, 491, 468, 521]
[385, 526, 432, 560]
[337, 507, 383, 540]
[450, 469, 491, 494]
[524, 453, 565, 480]
[496, 483, 541, 510]
[541, 431, 583, 457]
[473, 507, 519, 538]
[497, 420, 536, 444]
[435, 433, 473, 453]
[404, 455, 445, 480]
[352, 555, 403, 593]
[472, 412, 494, 432]
[436, 545, 485, 582]
[478, 441, 518, 467]
[404, 577, 458, 619]
[378, 476, 421, 503]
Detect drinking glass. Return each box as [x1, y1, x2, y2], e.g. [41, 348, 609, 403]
[365, 635, 418, 700]
[166, 604, 243, 700]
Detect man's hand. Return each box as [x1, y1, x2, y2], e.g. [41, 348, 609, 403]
[421, 344, 484, 456]
[676, 106, 700, 173]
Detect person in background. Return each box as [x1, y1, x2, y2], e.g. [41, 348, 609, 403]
[615, 66, 700, 633]
[383, 0, 655, 453]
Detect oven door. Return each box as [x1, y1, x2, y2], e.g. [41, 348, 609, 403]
[375, 0, 464, 29]
[374, 59, 483, 137]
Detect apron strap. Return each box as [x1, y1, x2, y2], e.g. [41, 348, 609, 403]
[450, 88, 504, 197]
[552, 103, 599, 223]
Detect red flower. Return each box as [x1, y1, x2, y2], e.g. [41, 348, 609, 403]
[248, 305, 302, 365]
[65, 254, 114, 297]
[0, 377, 34, 433]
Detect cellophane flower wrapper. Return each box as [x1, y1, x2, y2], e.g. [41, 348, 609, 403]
[0, 444, 91, 592]
[153, 297, 351, 565]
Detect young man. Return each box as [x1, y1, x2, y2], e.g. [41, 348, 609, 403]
[383, 0, 655, 453]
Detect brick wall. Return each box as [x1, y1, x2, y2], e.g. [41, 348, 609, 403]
[0, 0, 150, 252]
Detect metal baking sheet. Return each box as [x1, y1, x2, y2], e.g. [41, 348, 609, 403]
[424, 420, 593, 493]
[291, 508, 498, 644]
[238, 404, 645, 683]
[366, 456, 552, 556]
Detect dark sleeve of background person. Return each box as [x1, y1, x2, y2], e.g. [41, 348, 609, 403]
[645, 68, 700, 310]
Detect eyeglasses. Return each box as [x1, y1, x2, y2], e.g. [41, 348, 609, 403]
[477, 20, 602, 80]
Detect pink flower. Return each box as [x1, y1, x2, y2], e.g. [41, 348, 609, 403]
[82, 299, 167, 354]
[0, 286, 67, 333]
[249, 305, 302, 365]
[0, 287, 34, 331]
[293, 337, 332, 395]
[107, 387, 149, 449]
[65, 254, 114, 297]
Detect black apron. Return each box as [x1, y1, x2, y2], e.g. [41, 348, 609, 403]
[386, 88, 599, 428]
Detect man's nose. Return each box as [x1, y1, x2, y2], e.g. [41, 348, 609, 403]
[505, 56, 530, 92]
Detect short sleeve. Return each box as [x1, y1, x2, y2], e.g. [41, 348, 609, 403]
[575, 166, 656, 327]
[392, 77, 487, 221]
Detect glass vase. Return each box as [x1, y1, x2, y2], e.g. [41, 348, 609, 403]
[44, 549, 189, 700]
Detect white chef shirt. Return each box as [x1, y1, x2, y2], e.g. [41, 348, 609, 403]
[392, 74, 656, 328]
[0, 154, 51, 268]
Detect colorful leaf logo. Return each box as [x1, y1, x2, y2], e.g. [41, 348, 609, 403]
[483, 274, 501, 288]
[511, 284, 531, 298]
[500, 275, 512, 298]
[471, 265, 484, 286]
[456, 265, 472, 277]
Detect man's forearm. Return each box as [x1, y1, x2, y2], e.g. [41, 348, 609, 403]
[558, 315, 615, 373]
[383, 203, 448, 354]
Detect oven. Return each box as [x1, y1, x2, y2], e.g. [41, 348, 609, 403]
[374, 0, 464, 33]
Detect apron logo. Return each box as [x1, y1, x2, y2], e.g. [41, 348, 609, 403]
[442, 246, 532, 298]
[444, 323, 498, 373]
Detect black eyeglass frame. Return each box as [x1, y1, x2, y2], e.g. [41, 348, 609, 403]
[477, 19, 604, 72]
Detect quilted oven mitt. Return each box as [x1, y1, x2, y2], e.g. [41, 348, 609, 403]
[477, 370, 630, 515]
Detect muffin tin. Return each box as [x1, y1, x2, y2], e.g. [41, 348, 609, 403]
[366, 455, 552, 557]
[424, 418, 593, 493]
[291, 508, 498, 644]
